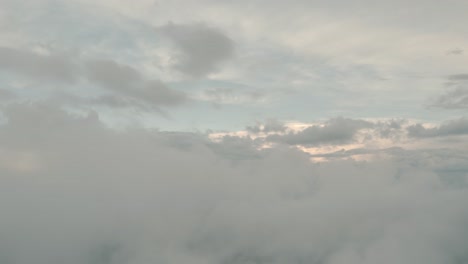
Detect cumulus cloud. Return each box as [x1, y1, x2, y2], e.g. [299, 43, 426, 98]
[407, 117, 468, 138]
[158, 22, 234, 77]
[0, 103, 467, 264]
[267, 117, 373, 146]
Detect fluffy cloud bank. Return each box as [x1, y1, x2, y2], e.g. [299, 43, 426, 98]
[0, 103, 467, 264]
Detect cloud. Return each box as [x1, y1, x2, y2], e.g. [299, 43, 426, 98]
[374, 119, 405, 139]
[202, 87, 265, 105]
[84, 59, 142, 89]
[407, 117, 468, 138]
[0, 89, 16, 101]
[246, 119, 287, 134]
[0, 46, 77, 82]
[447, 74, 468, 81]
[430, 74, 468, 109]
[208, 135, 263, 160]
[267, 117, 373, 146]
[158, 22, 234, 77]
[0, 46, 187, 108]
[431, 86, 468, 109]
[446, 48, 464, 55]
[1, 1, 468, 263]
[0, 103, 467, 264]
[307, 146, 402, 159]
[85, 60, 187, 106]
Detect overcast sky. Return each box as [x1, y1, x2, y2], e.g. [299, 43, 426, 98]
[1, 1, 468, 264]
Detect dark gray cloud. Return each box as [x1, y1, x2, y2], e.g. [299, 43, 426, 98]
[0, 46, 187, 108]
[159, 22, 234, 77]
[85, 60, 187, 106]
[431, 86, 468, 109]
[0, 103, 467, 264]
[85, 59, 142, 89]
[407, 117, 468, 138]
[0, 46, 77, 82]
[53, 93, 170, 118]
[447, 74, 468, 81]
[430, 74, 468, 109]
[446, 48, 464, 55]
[375, 119, 406, 139]
[267, 117, 373, 146]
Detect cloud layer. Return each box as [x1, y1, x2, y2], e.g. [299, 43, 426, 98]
[1, 1, 468, 263]
[0, 103, 467, 264]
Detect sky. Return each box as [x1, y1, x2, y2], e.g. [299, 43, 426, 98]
[1, 0, 468, 263]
